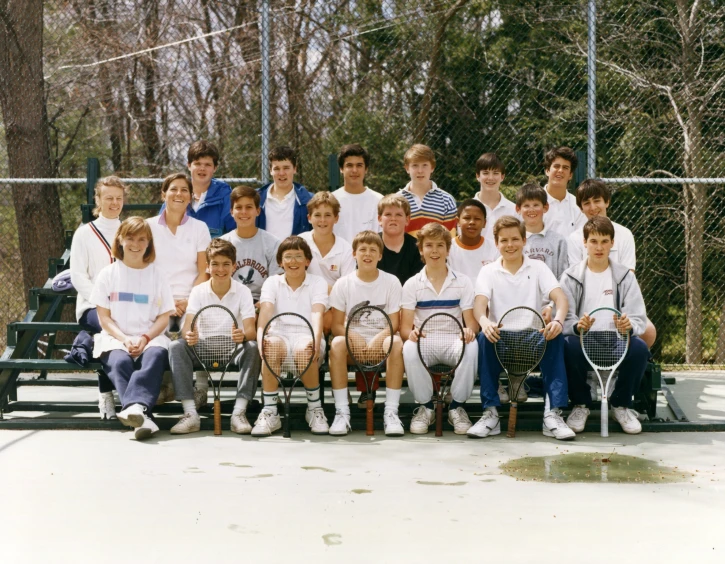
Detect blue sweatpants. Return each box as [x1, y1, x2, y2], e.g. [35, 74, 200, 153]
[100, 347, 168, 410]
[477, 332, 568, 409]
[79, 307, 114, 394]
[564, 335, 649, 408]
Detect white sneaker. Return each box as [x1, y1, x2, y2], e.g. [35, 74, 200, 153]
[329, 410, 352, 436]
[543, 408, 576, 440]
[134, 415, 159, 440]
[383, 409, 404, 437]
[566, 405, 590, 433]
[410, 406, 434, 435]
[117, 404, 146, 428]
[448, 407, 472, 434]
[612, 406, 642, 434]
[155, 382, 175, 406]
[230, 412, 252, 434]
[98, 392, 116, 420]
[515, 384, 528, 403]
[467, 408, 500, 438]
[251, 409, 282, 437]
[497, 383, 510, 404]
[306, 407, 330, 435]
[170, 412, 201, 434]
[194, 387, 209, 409]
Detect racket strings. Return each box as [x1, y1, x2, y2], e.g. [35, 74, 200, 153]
[495, 308, 546, 375]
[263, 317, 315, 377]
[418, 314, 464, 374]
[192, 308, 237, 367]
[581, 311, 629, 369]
[346, 306, 393, 368]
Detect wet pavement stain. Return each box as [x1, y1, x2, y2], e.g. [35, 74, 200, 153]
[500, 452, 688, 483]
[416, 480, 467, 486]
[301, 466, 335, 473]
[220, 463, 252, 468]
[322, 533, 342, 546]
[236, 473, 274, 479]
[351, 489, 372, 494]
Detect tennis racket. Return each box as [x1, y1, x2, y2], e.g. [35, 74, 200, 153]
[417, 313, 465, 437]
[580, 306, 631, 437]
[494, 306, 547, 438]
[345, 305, 394, 436]
[261, 312, 316, 438]
[189, 304, 241, 436]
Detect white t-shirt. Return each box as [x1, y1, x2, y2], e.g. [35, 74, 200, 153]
[474, 192, 518, 243]
[186, 279, 256, 327]
[475, 256, 560, 324]
[544, 188, 586, 238]
[332, 187, 383, 242]
[259, 273, 329, 322]
[299, 231, 356, 287]
[582, 267, 615, 314]
[567, 221, 637, 271]
[90, 261, 175, 356]
[220, 228, 282, 302]
[264, 189, 296, 241]
[148, 213, 211, 299]
[329, 270, 402, 317]
[402, 268, 474, 328]
[447, 236, 499, 283]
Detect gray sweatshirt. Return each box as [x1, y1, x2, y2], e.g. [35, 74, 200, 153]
[524, 227, 569, 279]
[559, 259, 648, 336]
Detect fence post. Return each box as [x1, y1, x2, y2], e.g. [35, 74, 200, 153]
[260, 0, 270, 185]
[587, 0, 596, 178]
[328, 155, 340, 191]
[575, 150, 588, 188]
[86, 157, 100, 206]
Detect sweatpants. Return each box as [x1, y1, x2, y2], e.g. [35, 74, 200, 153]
[564, 335, 649, 408]
[99, 347, 168, 410]
[79, 307, 114, 394]
[169, 339, 261, 402]
[402, 338, 477, 404]
[477, 332, 568, 409]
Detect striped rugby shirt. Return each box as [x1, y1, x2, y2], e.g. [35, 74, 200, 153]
[398, 182, 457, 237]
[401, 267, 474, 329]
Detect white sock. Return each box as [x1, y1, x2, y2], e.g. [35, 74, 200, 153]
[332, 388, 350, 415]
[486, 406, 498, 417]
[263, 392, 279, 414]
[195, 372, 209, 390]
[306, 386, 321, 410]
[233, 398, 248, 415]
[385, 388, 401, 412]
[181, 400, 197, 416]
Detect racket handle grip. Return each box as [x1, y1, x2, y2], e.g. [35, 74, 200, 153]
[366, 399, 374, 436]
[507, 403, 518, 438]
[213, 399, 222, 436]
[283, 397, 292, 438]
[435, 401, 443, 437]
[601, 398, 609, 437]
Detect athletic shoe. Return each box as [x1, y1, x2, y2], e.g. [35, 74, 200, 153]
[305, 407, 330, 435]
[98, 392, 116, 420]
[134, 414, 159, 440]
[566, 405, 590, 433]
[230, 412, 252, 434]
[515, 384, 528, 403]
[117, 403, 146, 428]
[444, 392, 453, 406]
[155, 381, 175, 406]
[329, 410, 352, 436]
[467, 408, 500, 438]
[170, 412, 201, 435]
[543, 408, 576, 440]
[410, 406, 434, 435]
[497, 383, 510, 404]
[612, 406, 642, 434]
[194, 387, 209, 409]
[447, 406, 473, 434]
[251, 409, 281, 437]
[383, 409, 404, 437]
[357, 391, 376, 409]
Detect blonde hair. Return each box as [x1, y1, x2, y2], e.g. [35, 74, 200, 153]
[112, 217, 156, 263]
[352, 230, 384, 254]
[403, 144, 436, 168]
[416, 223, 452, 252]
[306, 191, 341, 216]
[493, 215, 525, 243]
[377, 194, 410, 217]
[93, 176, 128, 218]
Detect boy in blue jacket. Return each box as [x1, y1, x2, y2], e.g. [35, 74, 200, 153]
[256, 146, 313, 238]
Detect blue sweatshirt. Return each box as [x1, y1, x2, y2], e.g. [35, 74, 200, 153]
[256, 181, 313, 236]
[160, 178, 235, 238]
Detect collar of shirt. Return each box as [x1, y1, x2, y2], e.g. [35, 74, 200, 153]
[491, 255, 535, 276]
[477, 192, 512, 212]
[453, 236, 485, 250]
[526, 223, 550, 238]
[203, 279, 238, 298]
[417, 267, 458, 294]
[269, 186, 296, 204]
[280, 273, 312, 291]
[402, 181, 440, 205]
[158, 209, 190, 226]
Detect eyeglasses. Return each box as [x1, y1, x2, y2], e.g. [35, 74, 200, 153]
[282, 254, 306, 262]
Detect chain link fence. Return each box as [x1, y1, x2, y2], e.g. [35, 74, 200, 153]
[1, 0, 724, 367]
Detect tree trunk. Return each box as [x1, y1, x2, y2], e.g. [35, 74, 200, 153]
[0, 0, 65, 303]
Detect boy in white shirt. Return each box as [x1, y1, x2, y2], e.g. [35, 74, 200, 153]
[332, 144, 383, 242]
[253, 237, 330, 436]
[471, 216, 575, 440]
[473, 152, 517, 243]
[328, 231, 405, 436]
[401, 223, 479, 435]
[447, 199, 498, 283]
[542, 146, 586, 238]
[168, 239, 260, 435]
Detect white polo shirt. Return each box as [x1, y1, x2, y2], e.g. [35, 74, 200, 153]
[402, 268, 474, 328]
[332, 187, 383, 242]
[264, 188, 296, 241]
[186, 279, 256, 327]
[567, 220, 637, 270]
[475, 256, 560, 324]
[259, 273, 329, 322]
[544, 187, 586, 238]
[330, 270, 402, 316]
[299, 231, 356, 287]
[447, 236, 499, 284]
[147, 212, 211, 299]
[474, 192, 519, 242]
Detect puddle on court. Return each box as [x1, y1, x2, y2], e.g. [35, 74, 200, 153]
[500, 452, 688, 483]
